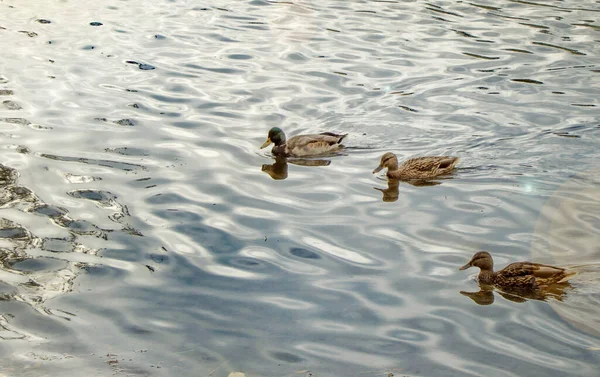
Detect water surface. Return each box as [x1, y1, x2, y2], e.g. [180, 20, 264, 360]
[1, 0, 600, 376]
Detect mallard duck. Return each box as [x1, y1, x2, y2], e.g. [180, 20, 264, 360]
[260, 127, 347, 157]
[372, 152, 459, 180]
[459, 251, 576, 292]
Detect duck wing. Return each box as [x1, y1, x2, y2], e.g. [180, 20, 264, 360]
[401, 156, 458, 172]
[499, 262, 574, 286]
[500, 262, 564, 277]
[285, 133, 347, 157]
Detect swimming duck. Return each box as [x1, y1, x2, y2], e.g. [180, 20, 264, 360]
[260, 127, 347, 157]
[372, 152, 459, 181]
[459, 251, 576, 292]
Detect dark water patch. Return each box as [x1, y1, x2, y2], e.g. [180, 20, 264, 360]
[519, 22, 550, 30]
[225, 256, 267, 270]
[40, 153, 144, 171]
[125, 60, 156, 70]
[31, 123, 52, 130]
[68, 189, 117, 203]
[63, 220, 107, 238]
[173, 224, 243, 255]
[184, 63, 244, 75]
[12, 257, 67, 272]
[0, 220, 30, 240]
[146, 193, 197, 206]
[0, 165, 18, 186]
[463, 52, 500, 60]
[1, 117, 31, 125]
[43, 238, 75, 253]
[398, 105, 418, 112]
[290, 247, 320, 259]
[2, 100, 22, 110]
[504, 48, 533, 54]
[149, 253, 169, 264]
[572, 23, 600, 30]
[270, 351, 303, 363]
[105, 147, 149, 156]
[227, 54, 252, 60]
[427, 6, 464, 18]
[0, 89, 14, 95]
[0, 187, 37, 207]
[90, 22, 103, 26]
[532, 42, 586, 56]
[511, 79, 543, 84]
[511, 0, 600, 12]
[113, 118, 136, 126]
[15, 145, 30, 154]
[553, 132, 581, 138]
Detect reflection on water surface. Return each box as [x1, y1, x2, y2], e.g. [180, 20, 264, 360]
[261, 157, 332, 180]
[1, 0, 600, 376]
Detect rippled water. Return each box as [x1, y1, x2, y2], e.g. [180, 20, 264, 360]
[1, 0, 600, 376]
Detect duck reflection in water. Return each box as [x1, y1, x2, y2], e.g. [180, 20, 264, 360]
[459, 251, 575, 305]
[374, 179, 400, 202]
[460, 285, 572, 305]
[373, 178, 445, 202]
[261, 157, 331, 180]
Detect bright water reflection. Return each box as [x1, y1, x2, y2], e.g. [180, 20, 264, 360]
[1, 0, 600, 376]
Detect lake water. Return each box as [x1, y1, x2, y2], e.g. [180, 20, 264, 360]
[1, 0, 600, 376]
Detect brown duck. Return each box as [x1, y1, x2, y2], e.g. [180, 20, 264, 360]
[373, 152, 459, 181]
[260, 127, 347, 157]
[459, 251, 576, 292]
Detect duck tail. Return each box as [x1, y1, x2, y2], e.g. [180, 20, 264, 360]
[557, 271, 577, 283]
[438, 156, 460, 169]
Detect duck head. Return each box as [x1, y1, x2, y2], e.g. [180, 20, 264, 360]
[373, 152, 399, 174]
[260, 127, 286, 149]
[459, 251, 493, 271]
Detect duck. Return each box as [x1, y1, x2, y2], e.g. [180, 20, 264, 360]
[459, 251, 576, 293]
[260, 127, 347, 157]
[372, 152, 459, 181]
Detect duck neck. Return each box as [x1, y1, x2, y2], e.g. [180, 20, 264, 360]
[385, 161, 400, 178]
[477, 268, 496, 285]
[272, 133, 286, 146]
[272, 144, 287, 156]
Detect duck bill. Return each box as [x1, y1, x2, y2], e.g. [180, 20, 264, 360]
[260, 138, 272, 149]
[459, 263, 471, 271]
[373, 166, 383, 174]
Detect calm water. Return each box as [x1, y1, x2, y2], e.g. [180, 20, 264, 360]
[1, 0, 600, 376]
